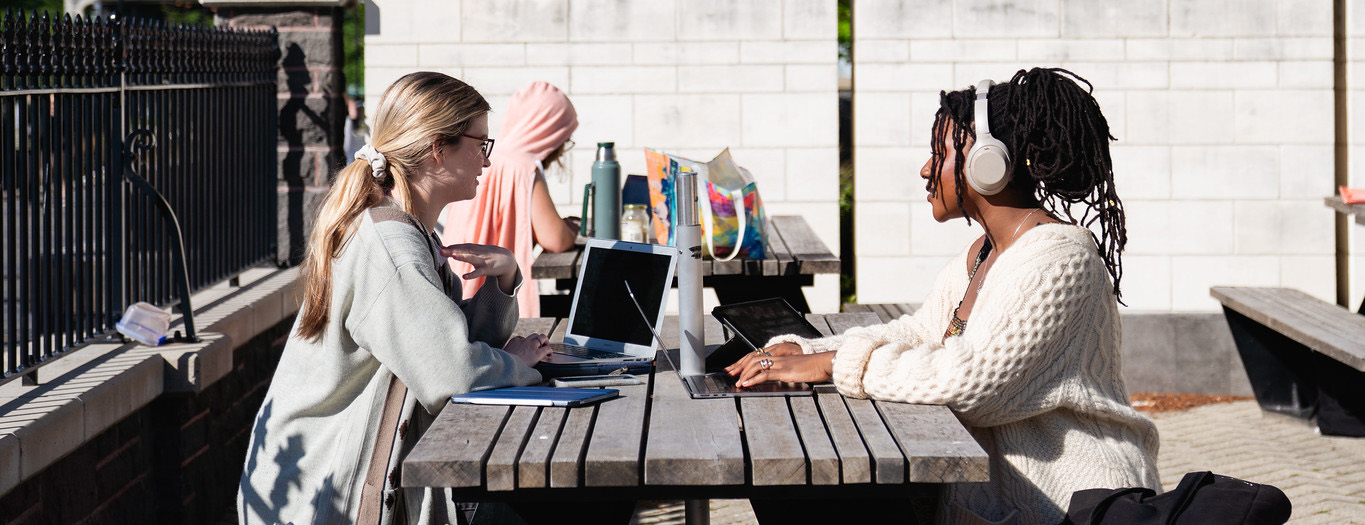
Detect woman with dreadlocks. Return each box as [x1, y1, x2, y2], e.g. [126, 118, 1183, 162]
[729, 68, 1159, 523]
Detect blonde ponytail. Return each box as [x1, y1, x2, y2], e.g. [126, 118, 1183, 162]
[296, 72, 490, 341]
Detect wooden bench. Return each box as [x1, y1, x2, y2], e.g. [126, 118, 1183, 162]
[1210, 287, 1365, 434]
[842, 303, 918, 323]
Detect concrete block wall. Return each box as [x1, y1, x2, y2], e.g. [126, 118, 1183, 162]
[853, 0, 1341, 312]
[0, 320, 291, 524]
[365, 0, 843, 312]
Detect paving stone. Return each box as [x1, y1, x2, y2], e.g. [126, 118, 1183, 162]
[1150, 401, 1365, 522]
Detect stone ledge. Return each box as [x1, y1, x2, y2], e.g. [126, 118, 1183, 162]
[0, 266, 301, 497]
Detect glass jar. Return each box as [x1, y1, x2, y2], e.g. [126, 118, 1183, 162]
[620, 204, 649, 243]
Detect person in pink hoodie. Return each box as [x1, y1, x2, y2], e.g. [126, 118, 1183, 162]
[441, 81, 581, 318]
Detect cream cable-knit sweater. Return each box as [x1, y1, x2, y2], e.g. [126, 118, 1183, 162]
[771, 224, 1160, 524]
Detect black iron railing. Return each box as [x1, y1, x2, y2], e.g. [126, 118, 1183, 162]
[1, 11, 279, 383]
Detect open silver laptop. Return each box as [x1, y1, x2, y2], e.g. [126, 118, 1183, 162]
[541, 238, 679, 365]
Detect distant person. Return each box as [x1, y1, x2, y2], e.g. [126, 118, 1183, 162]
[343, 92, 367, 162]
[729, 68, 1160, 524]
[441, 81, 581, 318]
[238, 71, 551, 525]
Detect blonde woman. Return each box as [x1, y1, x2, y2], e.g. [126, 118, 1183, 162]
[238, 72, 552, 525]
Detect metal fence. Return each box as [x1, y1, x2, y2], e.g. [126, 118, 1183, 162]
[1, 11, 279, 382]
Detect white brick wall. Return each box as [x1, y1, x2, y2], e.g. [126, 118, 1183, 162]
[367, 0, 842, 312]
[853, 0, 1339, 312]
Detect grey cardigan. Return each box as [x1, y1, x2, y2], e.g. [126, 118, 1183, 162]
[238, 201, 542, 525]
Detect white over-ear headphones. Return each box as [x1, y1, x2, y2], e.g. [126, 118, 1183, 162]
[965, 79, 1011, 196]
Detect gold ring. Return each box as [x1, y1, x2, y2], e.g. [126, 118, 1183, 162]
[759, 358, 773, 371]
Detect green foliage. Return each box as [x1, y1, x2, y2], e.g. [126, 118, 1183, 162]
[5, 0, 64, 18]
[838, 162, 855, 304]
[343, 3, 364, 97]
[159, 2, 213, 27]
[837, 0, 851, 64]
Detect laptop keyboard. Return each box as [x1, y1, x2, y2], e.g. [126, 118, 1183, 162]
[549, 342, 633, 360]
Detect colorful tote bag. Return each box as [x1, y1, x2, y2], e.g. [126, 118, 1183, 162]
[645, 148, 766, 260]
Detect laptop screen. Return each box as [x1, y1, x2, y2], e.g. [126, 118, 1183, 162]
[568, 246, 674, 347]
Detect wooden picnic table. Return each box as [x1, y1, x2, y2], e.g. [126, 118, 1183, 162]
[1325, 195, 1365, 226]
[532, 215, 839, 312]
[402, 312, 989, 521]
[1325, 196, 1365, 313]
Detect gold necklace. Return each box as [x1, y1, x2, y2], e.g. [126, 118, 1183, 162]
[1009, 209, 1042, 246]
[971, 209, 1044, 296]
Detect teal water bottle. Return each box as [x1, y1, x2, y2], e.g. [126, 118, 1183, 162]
[592, 142, 620, 239]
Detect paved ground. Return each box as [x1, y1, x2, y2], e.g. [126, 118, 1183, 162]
[631, 401, 1365, 524]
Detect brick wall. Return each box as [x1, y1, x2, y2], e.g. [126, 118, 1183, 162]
[219, 7, 346, 267]
[852, 0, 1342, 312]
[0, 319, 292, 524]
[364, 0, 843, 312]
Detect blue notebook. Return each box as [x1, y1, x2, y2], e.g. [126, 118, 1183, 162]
[449, 386, 618, 407]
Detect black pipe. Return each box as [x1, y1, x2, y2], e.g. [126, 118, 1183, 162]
[121, 129, 196, 343]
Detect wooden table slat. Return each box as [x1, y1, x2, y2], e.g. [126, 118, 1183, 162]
[876, 402, 990, 483]
[844, 397, 907, 484]
[533, 216, 837, 278]
[517, 406, 568, 489]
[401, 404, 510, 488]
[531, 247, 585, 280]
[806, 314, 835, 337]
[645, 349, 745, 486]
[583, 383, 650, 487]
[872, 304, 900, 323]
[815, 390, 871, 484]
[824, 312, 884, 335]
[771, 215, 840, 274]
[1325, 195, 1365, 226]
[511, 317, 556, 339]
[840, 304, 873, 315]
[761, 217, 791, 276]
[787, 395, 840, 485]
[1211, 287, 1365, 370]
[549, 406, 596, 488]
[486, 406, 540, 491]
[740, 397, 808, 486]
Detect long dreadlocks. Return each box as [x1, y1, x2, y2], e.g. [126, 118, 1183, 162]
[927, 67, 1128, 302]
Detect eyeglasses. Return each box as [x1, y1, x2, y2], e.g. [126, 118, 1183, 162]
[460, 134, 495, 158]
[563, 139, 575, 152]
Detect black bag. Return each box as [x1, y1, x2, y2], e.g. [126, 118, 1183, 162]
[1061, 471, 1291, 525]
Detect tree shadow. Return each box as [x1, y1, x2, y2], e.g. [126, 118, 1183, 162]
[238, 399, 345, 522]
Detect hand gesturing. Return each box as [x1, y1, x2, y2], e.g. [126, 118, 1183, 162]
[441, 243, 519, 294]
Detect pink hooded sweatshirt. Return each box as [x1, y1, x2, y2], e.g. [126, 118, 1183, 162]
[441, 82, 577, 318]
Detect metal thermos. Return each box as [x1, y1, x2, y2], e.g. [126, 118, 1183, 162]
[675, 171, 705, 377]
[591, 142, 621, 239]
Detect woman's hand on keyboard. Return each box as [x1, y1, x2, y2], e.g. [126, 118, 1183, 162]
[504, 333, 552, 368]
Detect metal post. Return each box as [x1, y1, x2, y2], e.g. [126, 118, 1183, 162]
[684, 499, 709, 525]
[122, 129, 196, 343]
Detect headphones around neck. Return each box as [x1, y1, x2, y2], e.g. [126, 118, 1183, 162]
[965, 79, 1012, 196]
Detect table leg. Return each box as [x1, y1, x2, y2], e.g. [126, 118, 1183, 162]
[685, 499, 709, 525]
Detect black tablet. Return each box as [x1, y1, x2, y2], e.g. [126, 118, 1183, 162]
[710, 298, 824, 351]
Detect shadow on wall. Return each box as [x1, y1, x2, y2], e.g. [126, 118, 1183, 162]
[280, 43, 330, 266]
